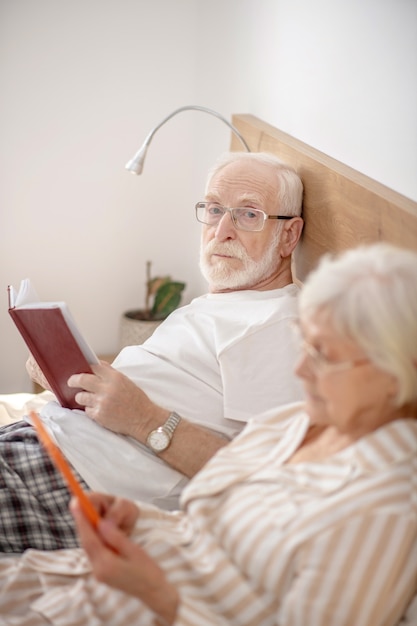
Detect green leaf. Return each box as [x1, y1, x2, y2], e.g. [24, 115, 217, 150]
[148, 276, 171, 296]
[151, 281, 186, 319]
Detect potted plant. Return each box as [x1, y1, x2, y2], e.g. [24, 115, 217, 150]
[120, 261, 186, 347]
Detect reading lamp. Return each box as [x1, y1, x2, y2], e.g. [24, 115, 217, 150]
[125, 105, 251, 175]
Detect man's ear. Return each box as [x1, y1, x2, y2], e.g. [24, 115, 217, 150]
[280, 217, 304, 257]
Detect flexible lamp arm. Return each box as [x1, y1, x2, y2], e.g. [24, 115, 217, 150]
[125, 105, 251, 175]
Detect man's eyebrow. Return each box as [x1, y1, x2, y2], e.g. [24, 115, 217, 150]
[236, 194, 263, 206]
[205, 193, 264, 206]
[205, 193, 221, 202]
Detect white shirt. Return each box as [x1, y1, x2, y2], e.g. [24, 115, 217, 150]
[36, 285, 304, 508]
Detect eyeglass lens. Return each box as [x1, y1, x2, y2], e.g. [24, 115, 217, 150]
[196, 203, 265, 231]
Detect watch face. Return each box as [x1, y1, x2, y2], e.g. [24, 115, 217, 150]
[148, 428, 170, 452]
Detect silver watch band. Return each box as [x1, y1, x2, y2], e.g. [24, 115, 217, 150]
[163, 411, 182, 436]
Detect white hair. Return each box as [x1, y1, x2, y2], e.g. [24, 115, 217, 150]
[299, 243, 417, 406]
[205, 151, 303, 217]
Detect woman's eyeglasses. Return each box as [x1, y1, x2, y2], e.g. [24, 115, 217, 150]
[291, 320, 369, 375]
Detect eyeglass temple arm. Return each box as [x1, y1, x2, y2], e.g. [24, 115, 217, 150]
[268, 215, 295, 220]
[125, 106, 251, 175]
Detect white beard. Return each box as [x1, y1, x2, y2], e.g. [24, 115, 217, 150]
[199, 229, 282, 291]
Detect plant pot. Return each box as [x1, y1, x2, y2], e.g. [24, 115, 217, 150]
[119, 310, 163, 349]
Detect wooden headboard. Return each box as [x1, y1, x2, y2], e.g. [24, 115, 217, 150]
[231, 114, 417, 282]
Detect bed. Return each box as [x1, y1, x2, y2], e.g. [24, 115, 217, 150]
[1, 115, 417, 623]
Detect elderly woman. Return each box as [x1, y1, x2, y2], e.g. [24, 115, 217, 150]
[0, 242, 416, 626]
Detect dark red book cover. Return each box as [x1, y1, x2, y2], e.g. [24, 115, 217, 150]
[8, 301, 97, 410]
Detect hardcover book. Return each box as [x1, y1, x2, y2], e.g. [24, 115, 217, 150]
[8, 279, 98, 410]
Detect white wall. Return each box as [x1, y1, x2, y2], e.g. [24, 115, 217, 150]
[1, 0, 416, 392]
[196, 0, 417, 199]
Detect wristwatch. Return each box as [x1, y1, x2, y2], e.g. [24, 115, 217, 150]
[146, 412, 182, 453]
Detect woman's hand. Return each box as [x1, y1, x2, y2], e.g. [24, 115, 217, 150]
[67, 362, 165, 439]
[70, 495, 179, 625]
[85, 492, 140, 535]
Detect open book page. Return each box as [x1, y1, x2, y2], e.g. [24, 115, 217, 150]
[9, 277, 40, 308]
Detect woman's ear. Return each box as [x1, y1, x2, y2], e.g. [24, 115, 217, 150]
[281, 217, 304, 257]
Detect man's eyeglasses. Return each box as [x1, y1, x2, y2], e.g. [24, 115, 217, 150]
[195, 202, 296, 233]
[291, 321, 369, 375]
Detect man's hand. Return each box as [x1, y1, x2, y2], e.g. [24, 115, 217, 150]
[67, 362, 164, 439]
[68, 363, 228, 479]
[70, 495, 178, 624]
[26, 354, 51, 391]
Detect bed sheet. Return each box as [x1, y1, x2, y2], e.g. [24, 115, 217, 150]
[0, 391, 54, 425]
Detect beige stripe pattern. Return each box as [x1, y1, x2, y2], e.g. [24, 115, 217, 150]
[0, 404, 416, 625]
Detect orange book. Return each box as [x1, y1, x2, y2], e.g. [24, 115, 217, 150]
[8, 279, 98, 410]
[30, 410, 100, 528]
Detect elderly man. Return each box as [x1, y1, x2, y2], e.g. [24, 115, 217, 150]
[0, 151, 304, 552]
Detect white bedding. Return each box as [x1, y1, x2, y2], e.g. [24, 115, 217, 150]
[0, 391, 55, 426]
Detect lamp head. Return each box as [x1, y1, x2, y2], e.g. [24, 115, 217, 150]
[125, 144, 148, 175]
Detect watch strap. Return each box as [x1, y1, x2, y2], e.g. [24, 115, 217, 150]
[162, 411, 182, 437]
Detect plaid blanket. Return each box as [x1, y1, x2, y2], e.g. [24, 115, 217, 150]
[0, 420, 88, 552]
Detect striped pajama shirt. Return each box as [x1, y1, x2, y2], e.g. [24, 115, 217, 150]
[0, 403, 416, 625]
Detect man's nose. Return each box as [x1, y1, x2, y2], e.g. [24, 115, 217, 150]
[214, 211, 237, 241]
